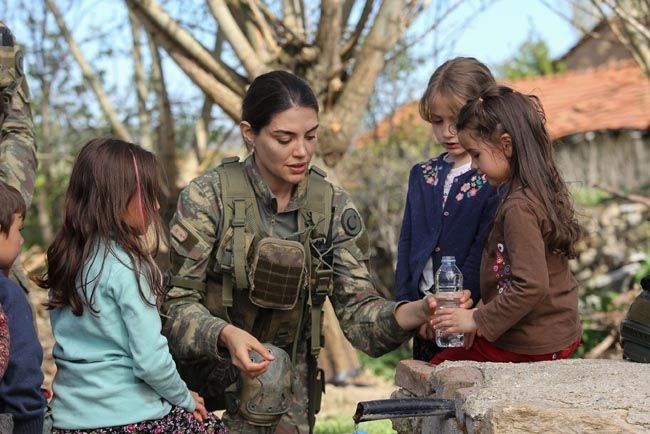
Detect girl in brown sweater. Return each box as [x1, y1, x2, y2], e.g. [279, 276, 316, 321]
[430, 85, 582, 363]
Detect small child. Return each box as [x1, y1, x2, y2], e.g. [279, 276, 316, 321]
[0, 181, 46, 434]
[37, 138, 227, 433]
[396, 57, 498, 361]
[431, 85, 582, 363]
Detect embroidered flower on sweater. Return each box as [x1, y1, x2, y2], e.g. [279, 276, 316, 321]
[420, 158, 443, 186]
[494, 243, 512, 294]
[455, 173, 488, 202]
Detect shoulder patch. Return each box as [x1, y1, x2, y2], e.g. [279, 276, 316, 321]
[170, 223, 188, 243]
[341, 208, 362, 236]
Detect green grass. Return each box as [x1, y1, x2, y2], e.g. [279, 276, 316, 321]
[356, 345, 411, 382]
[315, 415, 395, 434]
[571, 186, 613, 207]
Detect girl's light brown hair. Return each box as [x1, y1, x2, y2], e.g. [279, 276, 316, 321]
[456, 85, 581, 257]
[38, 138, 164, 315]
[419, 57, 496, 123]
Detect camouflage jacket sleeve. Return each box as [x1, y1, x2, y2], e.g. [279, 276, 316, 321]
[162, 171, 230, 362]
[329, 186, 415, 357]
[0, 44, 36, 207]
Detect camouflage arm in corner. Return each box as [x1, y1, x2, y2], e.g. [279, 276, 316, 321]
[329, 186, 415, 357]
[0, 36, 36, 207]
[163, 171, 230, 362]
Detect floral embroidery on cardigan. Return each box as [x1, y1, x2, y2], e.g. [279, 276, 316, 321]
[420, 158, 443, 186]
[455, 173, 488, 202]
[492, 242, 512, 294]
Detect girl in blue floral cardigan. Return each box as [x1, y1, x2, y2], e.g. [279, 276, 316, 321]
[396, 57, 499, 361]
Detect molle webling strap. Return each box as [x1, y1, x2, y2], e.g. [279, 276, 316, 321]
[130, 151, 146, 233]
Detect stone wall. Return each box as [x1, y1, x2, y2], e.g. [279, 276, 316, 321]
[572, 200, 650, 290]
[390, 359, 650, 434]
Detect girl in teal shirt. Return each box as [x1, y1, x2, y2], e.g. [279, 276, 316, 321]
[38, 138, 226, 433]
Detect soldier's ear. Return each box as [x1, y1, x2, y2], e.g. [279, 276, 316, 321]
[239, 121, 255, 148]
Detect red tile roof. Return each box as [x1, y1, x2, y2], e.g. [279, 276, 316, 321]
[357, 61, 649, 145]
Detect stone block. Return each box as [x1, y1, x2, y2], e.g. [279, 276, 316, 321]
[394, 359, 436, 396]
[432, 364, 483, 399]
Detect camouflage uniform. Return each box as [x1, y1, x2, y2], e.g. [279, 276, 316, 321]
[0, 22, 36, 207]
[0, 22, 37, 292]
[164, 155, 414, 433]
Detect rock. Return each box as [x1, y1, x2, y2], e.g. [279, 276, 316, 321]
[578, 248, 598, 268]
[393, 359, 650, 434]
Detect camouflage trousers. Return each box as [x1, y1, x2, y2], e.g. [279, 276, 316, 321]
[177, 354, 313, 434]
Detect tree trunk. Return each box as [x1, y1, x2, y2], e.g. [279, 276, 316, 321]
[147, 36, 178, 221]
[128, 9, 154, 151]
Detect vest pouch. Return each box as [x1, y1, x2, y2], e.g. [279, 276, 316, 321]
[249, 238, 306, 310]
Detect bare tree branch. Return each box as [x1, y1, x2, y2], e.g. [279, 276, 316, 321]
[128, 9, 153, 151]
[342, 0, 358, 29]
[191, 29, 225, 163]
[540, 0, 604, 39]
[46, 0, 132, 141]
[207, 0, 271, 75]
[588, 0, 650, 76]
[341, 0, 374, 61]
[391, 0, 465, 60]
[138, 15, 243, 121]
[599, 0, 650, 39]
[283, 0, 306, 38]
[246, 0, 281, 57]
[253, 0, 302, 43]
[127, 0, 248, 95]
[320, 0, 406, 165]
[313, 0, 344, 109]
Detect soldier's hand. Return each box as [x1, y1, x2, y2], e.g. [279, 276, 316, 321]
[219, 324, 275, 378]
[190, 391, 208, 422]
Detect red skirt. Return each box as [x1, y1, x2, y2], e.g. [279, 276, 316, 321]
[430, 337, 580, 365]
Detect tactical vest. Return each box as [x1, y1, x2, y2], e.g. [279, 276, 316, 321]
[201, 156, 334, 361]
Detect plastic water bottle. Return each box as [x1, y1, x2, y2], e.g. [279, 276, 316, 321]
[434, 256, 464, 347]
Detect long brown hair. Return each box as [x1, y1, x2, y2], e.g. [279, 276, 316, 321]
[38, 138, 164, 315]
[456, 85, 581, 257]
[419, 57, 496, 123]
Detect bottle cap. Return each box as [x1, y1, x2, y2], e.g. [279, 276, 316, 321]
[441, 256, 455, 263]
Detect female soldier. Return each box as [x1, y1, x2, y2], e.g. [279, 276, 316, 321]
[162, 71, 466, 434]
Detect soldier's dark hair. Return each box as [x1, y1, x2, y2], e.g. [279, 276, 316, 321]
[419, 57, 495, 124]
[242, 70, 319, 133]
[456, 85, 581, 257]
[0, 181, 26, 235]
[38, 138, 165, 316]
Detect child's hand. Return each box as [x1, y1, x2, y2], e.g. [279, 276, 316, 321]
[464, 331, 477, 349]
[219, 325, 275, 378]
[459, 290, 474, 309]
[431, 307, 478, 334]
[190, 391, 208, 422]
[417, 322, 435, 340]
